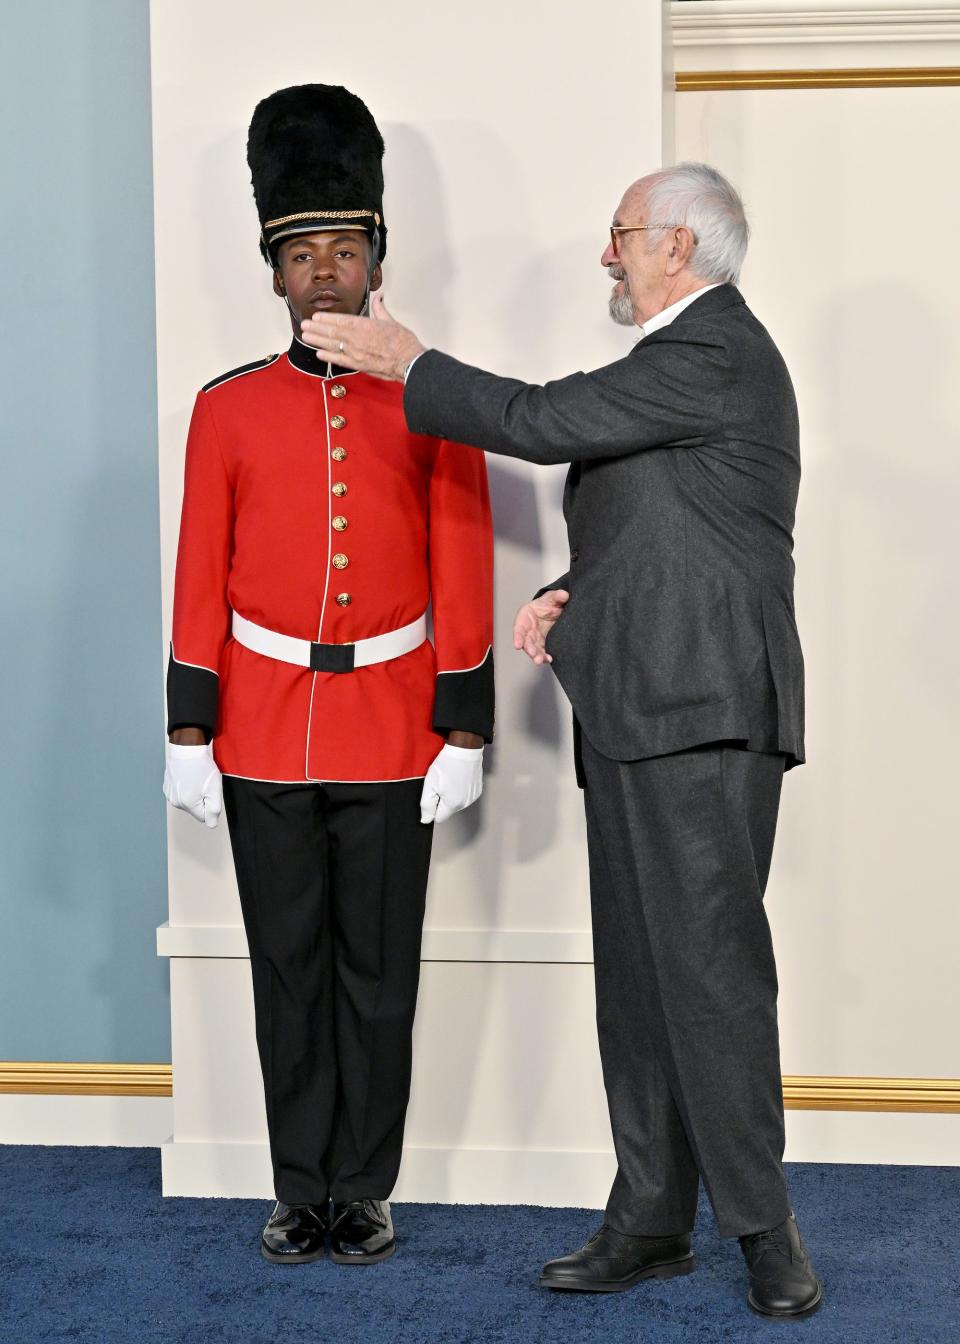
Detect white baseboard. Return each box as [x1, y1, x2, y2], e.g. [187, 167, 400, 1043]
[161, 1139, 617, 1204]
[0, 1094, 173, 1146]
[160, 1108, 960, 1200]
[784, 1107, 960, 1165]
[3, 1099, 954, 1190]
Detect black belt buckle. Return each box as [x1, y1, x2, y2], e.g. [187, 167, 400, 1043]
[310, 641, 356, 673]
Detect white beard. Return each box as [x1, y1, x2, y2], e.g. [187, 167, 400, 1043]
[608, 270, 635, 326]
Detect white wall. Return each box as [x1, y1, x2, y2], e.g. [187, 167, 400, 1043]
[674, 82, 960, 1085]
[152, 1, 960, 1197]
[152, 0, 674, 1200]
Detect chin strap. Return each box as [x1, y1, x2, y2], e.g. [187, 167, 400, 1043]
[284, 295, 331, 375]
[360, 225, 381, 316]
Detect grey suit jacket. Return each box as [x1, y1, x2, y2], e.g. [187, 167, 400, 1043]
[404, 284, 804, 767]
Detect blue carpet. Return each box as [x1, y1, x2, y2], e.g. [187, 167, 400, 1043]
[1, 1149, 958, 1343]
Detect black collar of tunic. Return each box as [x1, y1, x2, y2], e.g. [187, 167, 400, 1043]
[287, 334, 354, 380]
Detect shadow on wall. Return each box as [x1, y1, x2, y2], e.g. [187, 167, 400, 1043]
[382, 122, 457, 354]
[189, 119, 462, 364]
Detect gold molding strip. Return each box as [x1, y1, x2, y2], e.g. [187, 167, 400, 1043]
[1, 1064, 959, 1111]
[0, 1062, 172, 1097]
[783, 1075, 960, 1114]
[677, 67, 960, 91]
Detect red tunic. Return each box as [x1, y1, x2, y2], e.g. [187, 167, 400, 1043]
[167, 339, 494, 782]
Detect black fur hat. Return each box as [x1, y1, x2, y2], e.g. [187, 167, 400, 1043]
[247, 84, 386, 265]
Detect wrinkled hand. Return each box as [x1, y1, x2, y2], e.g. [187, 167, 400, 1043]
[299, 292, 425, 382]
[163, 743, 223, 828]
[513, 590, 570, 665]
[420, 744, 484, 825]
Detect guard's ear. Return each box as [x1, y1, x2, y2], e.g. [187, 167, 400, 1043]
[272, 268, 286, 297]
[369, 262, 384, 293]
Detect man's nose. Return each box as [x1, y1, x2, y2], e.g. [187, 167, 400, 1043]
[600, 241, 617, 267]
[312, 257, 336, 280]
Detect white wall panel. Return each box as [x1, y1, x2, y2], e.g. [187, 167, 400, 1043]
[153, 2, 959, 1197]
[152, 0, 671, 938]
[676, 85, 960, 1081]
[152, 0, 671, 1196]
[161, 955, 959, 1199]
[0, 1096, 172, 1147]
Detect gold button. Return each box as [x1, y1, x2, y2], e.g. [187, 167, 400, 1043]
[330, 384, 347, 399]
[332, 447, 347, 462]
[332, 515, 348, 532]
[336, 593, 352, 607]
[332, 481, 347, 498]
[332, 553, 348, 570]
[330, 414, 346, 430]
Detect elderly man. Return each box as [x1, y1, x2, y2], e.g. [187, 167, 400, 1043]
[300, 161, 821, 1319]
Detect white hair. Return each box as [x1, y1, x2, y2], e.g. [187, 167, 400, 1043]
[641, 162, 749, 284]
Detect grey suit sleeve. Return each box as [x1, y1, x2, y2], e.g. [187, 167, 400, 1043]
[403, 334, 729, 466]
[533, 573, 570, 601]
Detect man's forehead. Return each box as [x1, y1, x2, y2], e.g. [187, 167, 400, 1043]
[612, 180, 649, 225]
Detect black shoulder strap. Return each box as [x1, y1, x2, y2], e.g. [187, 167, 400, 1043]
[202, 353, 280, 393]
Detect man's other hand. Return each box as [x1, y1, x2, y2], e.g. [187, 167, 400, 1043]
[513, 590, 570, 666]
[300, 292, 425, 381]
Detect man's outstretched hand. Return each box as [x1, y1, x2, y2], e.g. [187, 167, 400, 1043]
[514, 590, 570, 666]
[300, 292, 425, 381]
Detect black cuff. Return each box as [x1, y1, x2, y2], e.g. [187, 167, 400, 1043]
[433, 647, 495, 743]
[166, 648, 219, 742]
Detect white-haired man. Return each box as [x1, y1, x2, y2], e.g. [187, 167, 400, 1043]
[299, 162, 822, 1319]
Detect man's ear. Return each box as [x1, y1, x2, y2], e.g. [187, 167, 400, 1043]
[272, 268, 286, 298]
[666, 226, 696, 276]
[369, 262, 384, 293]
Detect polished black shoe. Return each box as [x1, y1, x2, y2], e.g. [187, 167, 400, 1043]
[260, 1201, 329, 1263]
[739, 1210, 823, 1318]
[330, 1198, 395, 1264]
[539, 1225, 694, 1293]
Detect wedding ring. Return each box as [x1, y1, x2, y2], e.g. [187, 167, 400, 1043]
[338, 339, 345, 354]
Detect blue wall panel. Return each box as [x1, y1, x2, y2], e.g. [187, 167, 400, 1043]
[0, 1, 169, 1061]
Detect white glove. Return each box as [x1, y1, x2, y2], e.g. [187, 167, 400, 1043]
[420, 744, 484, 825]
[163, 742, 223, 829]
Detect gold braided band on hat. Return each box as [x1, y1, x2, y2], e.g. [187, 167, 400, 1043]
[262, 209, 381, 247]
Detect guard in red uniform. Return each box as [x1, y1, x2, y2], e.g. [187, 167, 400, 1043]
[163, 85, 494, 1265]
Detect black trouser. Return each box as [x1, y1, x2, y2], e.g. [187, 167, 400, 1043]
[581, 734, 791, 1239]
[222, 776, 433, 1207]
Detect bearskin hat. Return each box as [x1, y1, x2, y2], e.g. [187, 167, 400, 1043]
[247, 83, 386, 265]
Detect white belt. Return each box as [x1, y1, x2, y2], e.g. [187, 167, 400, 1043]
[232, 609, 428, 673]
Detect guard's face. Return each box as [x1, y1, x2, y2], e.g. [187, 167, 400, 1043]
[274, 231, 383, 324]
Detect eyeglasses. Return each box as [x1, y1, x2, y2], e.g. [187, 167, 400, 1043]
[608, 224, 686, 257]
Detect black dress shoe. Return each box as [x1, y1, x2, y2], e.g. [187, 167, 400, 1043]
[330, 1198, 395, 1264]
[739, 1210, 823, 1318]
[260, 1201, 328, 1263]
[539, 1225, 694, 1292]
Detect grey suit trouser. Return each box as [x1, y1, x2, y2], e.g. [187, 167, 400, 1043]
[581, 733, 792, 1239]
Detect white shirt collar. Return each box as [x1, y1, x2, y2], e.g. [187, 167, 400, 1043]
[639, 283, 722, 338]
